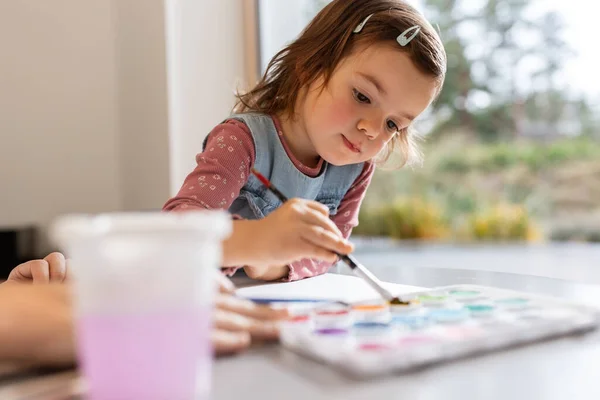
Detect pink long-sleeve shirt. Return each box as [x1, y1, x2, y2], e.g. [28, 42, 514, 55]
[163, 115, 374, 281]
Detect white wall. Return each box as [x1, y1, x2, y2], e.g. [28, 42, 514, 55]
[114, 0, 171, 211]
[0, 0, 247, 253]
[0, 1, 122, 244]
[165, 0, 247, 194]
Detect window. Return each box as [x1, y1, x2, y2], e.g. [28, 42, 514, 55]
[258, 0, 332, 73]
[255, 0, 600, 244]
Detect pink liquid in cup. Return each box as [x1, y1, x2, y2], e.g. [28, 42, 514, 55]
[77, 309, 211, 400]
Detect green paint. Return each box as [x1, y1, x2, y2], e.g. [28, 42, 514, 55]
[465, 304, 495, 313]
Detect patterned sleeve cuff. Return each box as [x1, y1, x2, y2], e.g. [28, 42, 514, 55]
[221, 214, 244, 275]
[221, 266, 241, 276]
[282, 258, 333, 282]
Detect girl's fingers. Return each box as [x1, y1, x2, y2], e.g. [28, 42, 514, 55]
[303, 200, 331, 217]
[213, 308, 280, 339]
[7, 253, 69, 283]
[29, 260, 51, 283]
[44, 252, 67, 282]
[212, 329, 251, 356]
[63, 259, 71, 282]
[215, 294, 288, 321]
[300, 225, 353, 256]
[213, 269, 236, 294]
[299, 208, 345, 238]
[214, 308, 252, 331]
[296, 237, 339, 264]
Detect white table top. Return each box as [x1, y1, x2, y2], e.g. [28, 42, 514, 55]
[2, 248, 600, 400]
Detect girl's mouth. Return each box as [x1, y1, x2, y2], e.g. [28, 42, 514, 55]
[342, 135, 361, 153]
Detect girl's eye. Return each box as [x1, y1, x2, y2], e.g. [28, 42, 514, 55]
[386, 119, 399, 132]
[353, 89, 371, 104]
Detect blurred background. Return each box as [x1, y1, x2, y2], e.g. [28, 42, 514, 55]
[0, 0, 598, 278]
[261, 0, 600, 244]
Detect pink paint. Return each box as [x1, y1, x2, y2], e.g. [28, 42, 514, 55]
[359, 343, 393, 351]
[289, 315, 310, 322]
[397, 335, 437, 346]
[315, 309, 349, 316]
[440, 326, 483, 339]
[77, 309, 211, 400]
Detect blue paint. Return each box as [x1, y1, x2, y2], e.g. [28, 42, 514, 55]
[353, 322, 390, 329]
[428, 308, 470, 323]
[245, 297, 330, 305]
[391, 315, 432, 329]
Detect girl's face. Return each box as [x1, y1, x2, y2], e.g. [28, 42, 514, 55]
[299, 42, 439, 166]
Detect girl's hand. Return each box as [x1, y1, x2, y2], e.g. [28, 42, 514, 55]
[214, 269, 236, 294]
[261, 198, 353, 263]
[221, 198, 354, 280]
[6, 252, 69, 284]
[242, 198, 353, 280]
[210, 270, 288, 354]
[212, 294, 288, 355]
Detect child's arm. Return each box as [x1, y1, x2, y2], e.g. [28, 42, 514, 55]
[164, 122, 353, 279]
[0, 284, 74, 366]
[163, 119, 256, 213]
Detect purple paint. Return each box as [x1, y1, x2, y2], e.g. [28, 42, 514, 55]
[314, 328, 348, 335]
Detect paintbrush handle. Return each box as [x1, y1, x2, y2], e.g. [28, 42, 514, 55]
[250, 168, 395, 302]
[338, 254, 395, 301]
[268, 186, 288, 203]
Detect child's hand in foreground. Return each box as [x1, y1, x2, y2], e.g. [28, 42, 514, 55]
[212, 293, 288, 355]
[212, 271, 288, 355]
[6, 252, 69, 284]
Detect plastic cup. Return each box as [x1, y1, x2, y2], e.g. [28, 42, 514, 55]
[51, 211, 231, 400]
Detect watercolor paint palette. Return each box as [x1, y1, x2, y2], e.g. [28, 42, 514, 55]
[279, 284, 600, 378]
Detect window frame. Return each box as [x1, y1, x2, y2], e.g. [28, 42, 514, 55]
[242, 0, 261, 87]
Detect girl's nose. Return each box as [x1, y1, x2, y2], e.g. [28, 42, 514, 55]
[356, 118, 379, 141]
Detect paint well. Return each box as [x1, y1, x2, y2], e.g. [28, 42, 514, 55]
[391, 315, 432, 330]
[465, 304, 496, 317]
[397, 334, 438, 345]
[429, 309, 470, 323]
[314, 328, 349, 335]
[359, 343, 393, 351]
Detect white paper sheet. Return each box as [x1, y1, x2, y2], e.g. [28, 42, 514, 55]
[235, 273, 425, 303]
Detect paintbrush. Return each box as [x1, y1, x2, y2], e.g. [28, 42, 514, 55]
[250, 168, 406, 305]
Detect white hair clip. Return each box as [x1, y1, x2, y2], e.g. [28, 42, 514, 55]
[353, 13, 374, 33]
[353, 13, 421, 47]
[397, 25, 421, 46]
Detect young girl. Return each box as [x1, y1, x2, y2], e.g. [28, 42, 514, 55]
[164, 0, 446, 282]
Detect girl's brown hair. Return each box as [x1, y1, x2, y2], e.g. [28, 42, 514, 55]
[235, 0, 446, 167]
